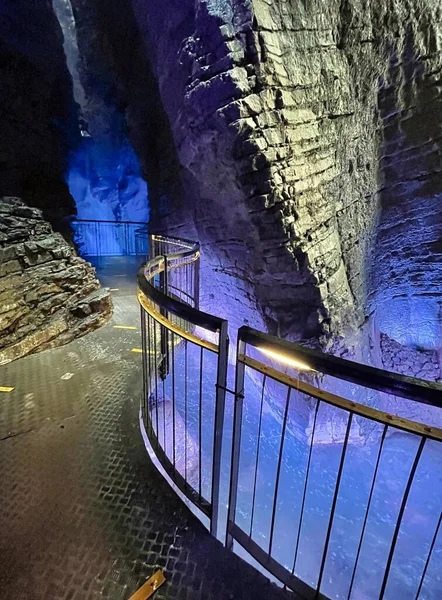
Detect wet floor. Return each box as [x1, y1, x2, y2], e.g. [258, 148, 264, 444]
[0, 260, 291, 600]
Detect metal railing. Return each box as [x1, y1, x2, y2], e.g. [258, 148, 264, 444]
[227, 327, 442, 600]
[137, 235, 442, 600]
[138, 234, 228, 537]
[70, 219, 147, 257]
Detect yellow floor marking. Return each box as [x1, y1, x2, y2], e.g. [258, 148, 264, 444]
[131, 348, 156, 354]
[110, 288, 120, 292]
[114, 325, 137, 330]
[128, 570, 165, 600]
[0, 386, 14, 393]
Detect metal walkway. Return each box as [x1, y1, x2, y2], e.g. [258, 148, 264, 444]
[0, 265, 290, 600]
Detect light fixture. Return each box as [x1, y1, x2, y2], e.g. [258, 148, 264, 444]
[257, 347, 313, 372]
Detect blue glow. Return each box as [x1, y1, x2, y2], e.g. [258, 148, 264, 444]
[68, 139, 149, 256]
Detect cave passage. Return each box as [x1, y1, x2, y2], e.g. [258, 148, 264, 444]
[53, 0, 150, 258]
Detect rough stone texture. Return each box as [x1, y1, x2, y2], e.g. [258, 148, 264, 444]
[0, 0, 78, 228]
[126, 0, 442, 371]
[380, 333, 441, 381]
[371, 24, 442, 357]
[0, 197, 112, 365]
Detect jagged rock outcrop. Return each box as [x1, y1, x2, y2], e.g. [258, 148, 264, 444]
[0, 197, 112, 364]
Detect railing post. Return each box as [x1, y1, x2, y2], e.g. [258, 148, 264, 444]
[140, 306, 147, 422]
[226, 334, 246, 550]
[148, 234, 154, 260]
[210, 320, 229, 539]
[194, 244, 200, 310]
[159, 255, 169, 380]
[95, 221, 99, 263]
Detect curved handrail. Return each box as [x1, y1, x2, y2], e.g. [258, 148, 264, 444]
[137, 232, 222, 333]
[137, 264, 224, 334]
[239, 327, 442, 408]
[137, 232, 442, 600]
[150, 232, 200, 250]
[137, 235, 442, 408]
[238, 354, 442, 441]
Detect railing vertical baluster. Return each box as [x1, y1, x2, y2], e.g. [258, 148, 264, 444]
[146, 311, 153, 436]
[153, 311, 159, 440]
[184, 339, 188, 485]
[140, 307, 147, 422]
[379, 436, 427, 599]
[347, 424, 388, 599]
[159, 256, 169, 380]
[95, 221, 99, 261]
[211, 320, 229, 539]
[414, 511, 442, 600]
[148, 234, 154, 260]
[292, 400, 320, 575]
[199, 347, 204, 501]
[268, 387, 292, 558]
[194, 245, 200, 310]
[179, 257, 183, 303]
[226, 336, 246, 550]
[162, 352, 167, 454]
[316, 412, 353, 596]
[171, 331, 176, 470]
[250, 374, 267, 539]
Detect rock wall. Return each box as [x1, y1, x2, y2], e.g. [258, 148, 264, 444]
[128, 0, 442, 371]
[371, 22, 442, 377]
[0, 198, 112, 364]
[0, 0, 79, 228]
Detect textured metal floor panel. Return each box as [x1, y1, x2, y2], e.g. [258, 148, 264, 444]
[0, 287, 291, 600]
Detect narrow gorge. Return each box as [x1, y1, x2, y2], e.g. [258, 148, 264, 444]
[1, 0, 441, 387]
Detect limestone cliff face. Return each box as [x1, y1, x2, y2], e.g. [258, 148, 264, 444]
[129, 0, 442, 373]
[0, 198, 112, 364]
[132, 0, 325, 339]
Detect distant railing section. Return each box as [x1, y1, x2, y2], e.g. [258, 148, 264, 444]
[137, 234, 442, 600]
[70, 219, 147, 257]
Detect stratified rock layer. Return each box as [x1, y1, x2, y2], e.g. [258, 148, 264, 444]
[3, 0, 440, 385]
[0, 197, 112, 364]
[129, 0, 442, 374]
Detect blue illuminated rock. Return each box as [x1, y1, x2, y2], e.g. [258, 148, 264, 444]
[53, 0, 149, 226]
